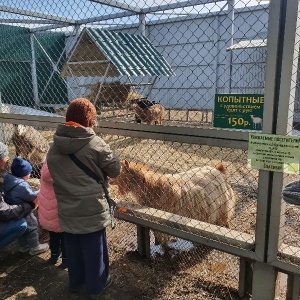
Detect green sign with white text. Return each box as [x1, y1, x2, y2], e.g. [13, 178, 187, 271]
[214, 94, 264, 130]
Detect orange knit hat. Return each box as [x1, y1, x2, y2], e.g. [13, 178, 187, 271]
[66, 98, 96, 127]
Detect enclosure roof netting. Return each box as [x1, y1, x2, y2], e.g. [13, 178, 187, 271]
[0, 24, 65, 62]
[60, 28, 175, 77]
[226, 31, 267, 51]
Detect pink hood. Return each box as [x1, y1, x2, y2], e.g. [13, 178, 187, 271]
[37, 161, 62, 232]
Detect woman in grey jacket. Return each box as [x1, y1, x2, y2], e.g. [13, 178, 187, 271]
[47, 98, 121, 299]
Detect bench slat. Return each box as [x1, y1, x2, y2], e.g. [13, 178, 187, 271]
[115, 200, 255, 249]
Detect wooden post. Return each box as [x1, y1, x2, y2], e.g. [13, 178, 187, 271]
[137, 225, 151, 259]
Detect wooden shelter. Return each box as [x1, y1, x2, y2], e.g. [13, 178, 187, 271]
[60, 28, 175, 107]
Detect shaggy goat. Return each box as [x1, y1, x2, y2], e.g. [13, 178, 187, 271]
[133, 101, 165, 125]
[12, 124, 50, 177]
[110, 160, 237, 248]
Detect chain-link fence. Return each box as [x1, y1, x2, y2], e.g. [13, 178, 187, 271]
[0, 0, 299, 299]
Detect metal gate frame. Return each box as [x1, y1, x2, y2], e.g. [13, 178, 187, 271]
[0, 1, 300, 299]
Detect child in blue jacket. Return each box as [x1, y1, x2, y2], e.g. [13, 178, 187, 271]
[3, 157, 49, 255]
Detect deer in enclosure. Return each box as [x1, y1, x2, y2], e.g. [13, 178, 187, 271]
[12, 124, 50, 177]
[133, 100, 166, 125]
[250, 115, 263, 129]
[109, 160, 237, 248]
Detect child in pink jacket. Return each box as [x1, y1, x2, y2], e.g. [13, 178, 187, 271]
[37, 161, 67, 268]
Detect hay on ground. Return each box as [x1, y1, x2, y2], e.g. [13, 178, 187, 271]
[85, 81, 143, 108]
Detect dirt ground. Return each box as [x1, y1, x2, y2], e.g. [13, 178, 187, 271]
[0, 225, 245, 300]
[0, 182, 289, 300]
[0, 126, 295, 300]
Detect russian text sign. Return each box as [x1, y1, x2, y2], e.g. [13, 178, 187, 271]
[248, 133, 300, 174]
[214, 94, 264, 130]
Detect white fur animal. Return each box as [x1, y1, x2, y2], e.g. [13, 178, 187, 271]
[110, 160, 237, 248]
[12, 124, 49, 164]
[12, 124, 49, 177]
[250, 115, 263, 129]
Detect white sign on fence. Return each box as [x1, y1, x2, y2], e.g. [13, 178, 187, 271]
[248, 133, 300, 174]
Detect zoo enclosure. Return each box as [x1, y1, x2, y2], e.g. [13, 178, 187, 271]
[0, 0, 300, 299]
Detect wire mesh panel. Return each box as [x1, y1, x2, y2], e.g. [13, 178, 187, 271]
[0, 126, 259, 299]
[106, 135, 257, 244]
[1, 0, 297, 300]
[0, 0, 271, 127]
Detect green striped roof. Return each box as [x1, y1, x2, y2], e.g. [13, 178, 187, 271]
[61, 28, 175, 77]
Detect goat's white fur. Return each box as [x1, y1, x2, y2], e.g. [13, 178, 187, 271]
[110, 160, 237, 248]
[250, 115, 263, 129]
[12, 124, 49, 165]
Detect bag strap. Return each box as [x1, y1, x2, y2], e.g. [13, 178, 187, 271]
[69, 153, 102, 183]
[68, 153, 116, 229]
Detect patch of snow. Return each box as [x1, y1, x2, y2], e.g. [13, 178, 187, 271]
[168, 239, 195, 251]
[150, 238, 195, 257]
[0, 104, 60, 117]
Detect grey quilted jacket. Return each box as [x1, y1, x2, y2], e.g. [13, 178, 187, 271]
[47, 124, 121, 234]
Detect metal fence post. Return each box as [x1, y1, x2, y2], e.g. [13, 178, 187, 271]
[252, 0, 294, 298]
[267, 0, 300, 263]
[30, 33, 39, 107]
[287, 274, 300, 300]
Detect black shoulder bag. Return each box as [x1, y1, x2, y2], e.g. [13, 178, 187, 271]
[68, 153, 117, 229]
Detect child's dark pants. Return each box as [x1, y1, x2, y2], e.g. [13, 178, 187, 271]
[49, 231, 66, 259]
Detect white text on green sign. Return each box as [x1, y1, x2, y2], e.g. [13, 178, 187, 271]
[214, 94, 264, 130]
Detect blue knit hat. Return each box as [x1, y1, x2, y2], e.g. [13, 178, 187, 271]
[11, 157, 32, 177]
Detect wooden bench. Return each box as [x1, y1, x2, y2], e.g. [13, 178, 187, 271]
[115, 202, 300, 298]
[115, 200, 255, 252]
[114, 200, 255, 298]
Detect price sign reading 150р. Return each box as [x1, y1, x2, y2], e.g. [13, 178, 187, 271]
[228, 117, 250, 127]
[214, 94, 264, 130]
